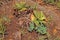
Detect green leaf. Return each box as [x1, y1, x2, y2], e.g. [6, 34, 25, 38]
[40, 11, 46, 21]
[28, 22, 35, 32]
[34, 10, 46, 21]
[19, 8, 27, 11]
[33, 19, 40, 26]
[30, 14, 40, 26]
[36, 23, 47, 34]
[34, 10, 41, 19]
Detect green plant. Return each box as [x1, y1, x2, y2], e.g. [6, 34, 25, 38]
[34, 10, 46, 21]
[28, 10, 47, 34]
[35, 23, 47, 34]
[15, 2, 38, 11]
[15, 2, 31, 11]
